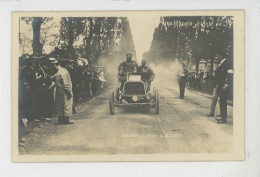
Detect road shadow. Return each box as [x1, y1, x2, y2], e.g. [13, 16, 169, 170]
[116, 106, 156, 115]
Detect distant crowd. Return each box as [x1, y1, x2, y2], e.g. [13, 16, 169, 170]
[187, 71, 215, 94]
[186, 71, 233, 100]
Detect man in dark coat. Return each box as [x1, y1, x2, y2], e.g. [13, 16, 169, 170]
[178, 63, 188, 99]
[118, 53, 138, 90]
[138, 59, 155, 92]
[215, 53, 229, 124]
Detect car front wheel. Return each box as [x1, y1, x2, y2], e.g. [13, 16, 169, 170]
[155, 89, 159, 115]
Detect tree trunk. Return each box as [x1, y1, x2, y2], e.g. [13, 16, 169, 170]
[86, 18, 93, 59]
[210, 57, 214, 73]
[67, 18, 74, 58]
[195, 57, 200, 73]
[32, 17, 43, 57]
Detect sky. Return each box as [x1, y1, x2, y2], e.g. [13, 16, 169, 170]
[128, 15, 160, 63]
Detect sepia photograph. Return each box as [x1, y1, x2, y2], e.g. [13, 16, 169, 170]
[11, 11, 245, 162]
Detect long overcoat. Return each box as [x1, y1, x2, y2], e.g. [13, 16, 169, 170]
[54, 66, 73, 116]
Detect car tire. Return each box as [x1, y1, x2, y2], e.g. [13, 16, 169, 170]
[155, 89, 159, 115]
[109, 91, 115, 115]
[115, 87, 120, 102]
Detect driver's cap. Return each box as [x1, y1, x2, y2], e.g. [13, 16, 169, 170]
[126, 53, 132, 57]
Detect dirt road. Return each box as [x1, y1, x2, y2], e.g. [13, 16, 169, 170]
[20, 84, 233, 155]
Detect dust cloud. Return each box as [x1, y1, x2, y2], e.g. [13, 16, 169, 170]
[98, 54, 121, 89]
[99, 54, 184, 91]
[149, 60, 183, 90]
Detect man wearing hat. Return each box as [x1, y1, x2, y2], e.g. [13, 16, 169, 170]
[50, 58, 73, 125]
[138, 59, 155, 92]
[178, 63, 188, 99]
[215, 51, 230, 124]
[118, 53, 138, 90]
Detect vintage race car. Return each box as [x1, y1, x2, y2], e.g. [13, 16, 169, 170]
[109, 74, 159, 115]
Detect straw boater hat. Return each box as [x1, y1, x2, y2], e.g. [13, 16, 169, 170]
[49, 57, 58, 64]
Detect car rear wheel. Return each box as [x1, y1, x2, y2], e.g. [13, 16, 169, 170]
[155, 89, 159, 115]
[109, 91, 115, 115]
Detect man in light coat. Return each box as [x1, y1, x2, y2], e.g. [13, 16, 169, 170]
[50, 58, 73, 125]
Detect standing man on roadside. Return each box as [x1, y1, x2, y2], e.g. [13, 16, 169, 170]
[215, 52, 229, 124]
[178, 63, 188, 99]
[207, 66, 220, 117]
[50, 58, 73, 125]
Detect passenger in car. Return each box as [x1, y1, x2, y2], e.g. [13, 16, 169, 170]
[137, 59, 155, 92]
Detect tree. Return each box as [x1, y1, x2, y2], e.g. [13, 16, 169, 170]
[146, 16, 233, 72]
[21, 17, 53, 57]
[59, 17, 85, 58]
[119, 17, 136, 60]
[53, 16, 136, 66]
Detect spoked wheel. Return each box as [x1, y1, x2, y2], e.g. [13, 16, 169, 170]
[109, 91, 115, 115]
[155, 89, 159, 115]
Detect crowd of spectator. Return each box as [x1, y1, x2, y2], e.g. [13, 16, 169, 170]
[186, 71, 215, 95]
[18, 55, 107, 124]
[186, 70, 233, 100]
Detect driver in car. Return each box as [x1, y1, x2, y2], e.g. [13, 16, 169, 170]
[118, 53, 138, 90]
[138, 59, 155, 92]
